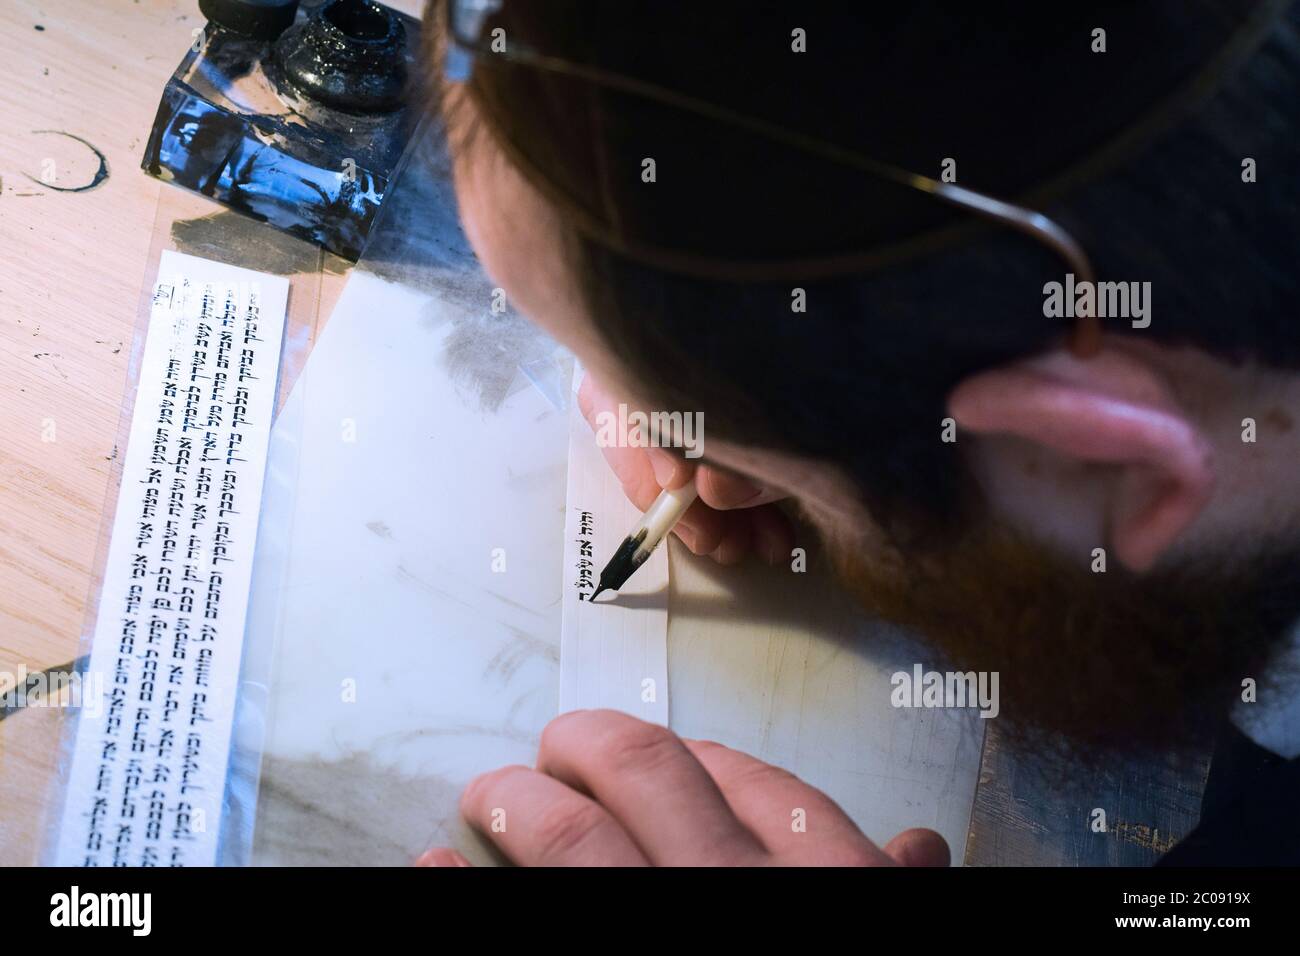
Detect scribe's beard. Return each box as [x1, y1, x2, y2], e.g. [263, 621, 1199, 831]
[823, 516, 1300, 758]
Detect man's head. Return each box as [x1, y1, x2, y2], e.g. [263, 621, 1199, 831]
[429, 0, 1300, 752]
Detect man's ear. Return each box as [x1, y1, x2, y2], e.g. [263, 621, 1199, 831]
[948, 345, 1215, 573]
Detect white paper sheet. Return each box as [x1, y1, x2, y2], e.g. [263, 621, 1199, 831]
[52, 251, 287, 866]
[558, 374, 670, 725]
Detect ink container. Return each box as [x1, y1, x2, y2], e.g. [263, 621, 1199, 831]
[142, 0, 422, 261]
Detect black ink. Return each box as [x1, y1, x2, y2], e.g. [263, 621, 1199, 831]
[25, 130, 110, 193]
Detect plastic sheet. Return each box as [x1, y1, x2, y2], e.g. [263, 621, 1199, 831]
[38, 179, 334, 866]
[232, 119, 572, 865]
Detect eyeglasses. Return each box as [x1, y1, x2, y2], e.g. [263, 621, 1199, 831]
[443, 0, 1101, 358]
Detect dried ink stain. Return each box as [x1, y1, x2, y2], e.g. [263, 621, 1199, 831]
[25, 130, 109, 193]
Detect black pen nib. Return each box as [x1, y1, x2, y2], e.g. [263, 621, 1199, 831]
[589, 585, 608, 603]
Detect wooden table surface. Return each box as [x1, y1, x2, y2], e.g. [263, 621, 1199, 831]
[0, 0, 423, 867]
[0, 0, 1204, 867]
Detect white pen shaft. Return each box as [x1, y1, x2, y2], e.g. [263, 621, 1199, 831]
[630, 481, 699, 561]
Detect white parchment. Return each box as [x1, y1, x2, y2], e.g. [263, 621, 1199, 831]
[558, 372, 670, 725]
[52, 251, 287, 866]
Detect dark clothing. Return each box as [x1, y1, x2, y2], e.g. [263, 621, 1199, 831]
[1158, 725, 1300, 865]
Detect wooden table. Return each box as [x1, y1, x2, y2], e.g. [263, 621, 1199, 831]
[0, 0, 1205, 867]
[0, 0, 423, 867]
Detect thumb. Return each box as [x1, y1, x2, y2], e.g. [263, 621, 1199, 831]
[415, 847, 474, 867]
[883, 828, 951, 867]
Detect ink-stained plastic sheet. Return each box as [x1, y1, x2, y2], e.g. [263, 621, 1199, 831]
[235, 120, 573, 865]
[38, 179, 335, 866]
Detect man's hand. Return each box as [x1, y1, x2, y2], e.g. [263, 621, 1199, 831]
[417, 710, 950, 867]
[577, 375, 795, 566]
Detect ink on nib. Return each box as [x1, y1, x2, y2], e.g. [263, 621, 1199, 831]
[589, 533, 644, 606]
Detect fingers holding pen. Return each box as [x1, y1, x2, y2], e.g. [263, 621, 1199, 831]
[577, 372, 793, 563]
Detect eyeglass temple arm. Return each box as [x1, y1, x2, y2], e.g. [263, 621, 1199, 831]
[927, 182, 1102, 358]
